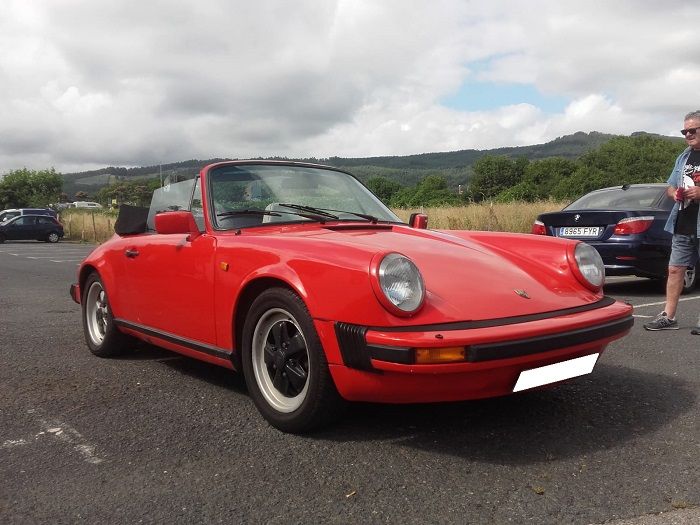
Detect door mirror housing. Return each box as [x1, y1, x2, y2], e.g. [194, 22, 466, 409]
[408, 213, 428, 229]
[154, 211, 201, 240]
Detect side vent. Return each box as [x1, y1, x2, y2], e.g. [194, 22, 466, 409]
[334, 322, 374, 371]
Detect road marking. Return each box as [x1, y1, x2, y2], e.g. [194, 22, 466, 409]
[631, 295, 700, 309]
[3, 414, 105, 465]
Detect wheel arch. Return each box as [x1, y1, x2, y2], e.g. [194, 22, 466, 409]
[231, 276, 298, 370]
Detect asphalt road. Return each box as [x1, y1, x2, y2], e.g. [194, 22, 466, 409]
[1, 241, 699, 524]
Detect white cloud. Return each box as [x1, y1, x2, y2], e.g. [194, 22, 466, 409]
[0, 0, 698, 173]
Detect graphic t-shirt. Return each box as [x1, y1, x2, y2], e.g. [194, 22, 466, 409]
[675, 149, 700, 235]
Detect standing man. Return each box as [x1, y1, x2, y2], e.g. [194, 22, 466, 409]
[644, 110, 700, 331]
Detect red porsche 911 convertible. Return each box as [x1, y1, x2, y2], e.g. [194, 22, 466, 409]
[70, 161, 633, 432]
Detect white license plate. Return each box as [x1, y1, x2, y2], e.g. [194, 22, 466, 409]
[512, 353, 599, 392]
[559, 226, 601, 237]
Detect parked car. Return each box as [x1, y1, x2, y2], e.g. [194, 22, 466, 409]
[0, 214, 64, 243]
[0, 207, 58, 223]
[70, 160, 633, 432]
[71, 201, 102, 209]
[532, 183, 696, 292]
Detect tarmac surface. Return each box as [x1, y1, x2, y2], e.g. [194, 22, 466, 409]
[1, 241, 698, 524]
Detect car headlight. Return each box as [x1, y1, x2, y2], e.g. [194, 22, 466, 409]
[371, 253, 425, 316]
[571, 242, 605, 291]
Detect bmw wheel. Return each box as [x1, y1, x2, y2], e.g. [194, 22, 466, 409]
[82, 272, 131, 357]
[241, 288, 345, 433]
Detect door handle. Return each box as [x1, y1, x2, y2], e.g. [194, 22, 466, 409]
[125, 249, 140, 258]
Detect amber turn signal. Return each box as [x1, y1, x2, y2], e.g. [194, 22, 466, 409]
[415, 346, 466, 364]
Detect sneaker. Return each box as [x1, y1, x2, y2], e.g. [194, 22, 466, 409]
[643, 312, 679, 331]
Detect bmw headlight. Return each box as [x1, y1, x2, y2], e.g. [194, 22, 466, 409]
[374, 253, 425, 315]
[572, 243, 605, 290]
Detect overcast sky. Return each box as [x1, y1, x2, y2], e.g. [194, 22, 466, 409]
[1, 0, 698, 174]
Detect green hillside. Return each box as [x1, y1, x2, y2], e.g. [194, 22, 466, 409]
[60, 131, 668, 197]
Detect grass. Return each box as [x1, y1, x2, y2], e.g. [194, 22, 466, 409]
[59, 200, 567, 244]
[392, 200, 567, 232]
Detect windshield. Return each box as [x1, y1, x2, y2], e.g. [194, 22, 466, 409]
[208, 164, 401, 229]
[565, 186, 671, 211]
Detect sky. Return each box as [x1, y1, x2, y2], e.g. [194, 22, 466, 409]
[1, 0, 699, 174]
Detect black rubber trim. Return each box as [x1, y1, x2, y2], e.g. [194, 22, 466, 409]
[369, 296, 617, 333]
[466, 316, 634, 363]
[368, 344, 415, 364]
[114, 319, 232, 360]
[334, 322, 374, 371]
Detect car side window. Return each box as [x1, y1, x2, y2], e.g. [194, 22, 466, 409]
[15, 216, 36, 226]
[37, 217, 53, 224]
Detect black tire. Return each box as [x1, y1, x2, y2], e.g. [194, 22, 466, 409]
[46, 232, 61, 243]
[682, 266, 697, 294]
[81, 272, 131, 357]
[241, 288, 346, 433]
[0, 234, 5, 244]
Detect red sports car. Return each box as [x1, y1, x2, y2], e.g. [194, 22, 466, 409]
[70, 161, 633, 432]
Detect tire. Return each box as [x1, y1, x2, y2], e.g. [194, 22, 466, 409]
[0, 234, 5, 244]
[241, 288, 346, 433]
[81, 272, 131, 357]
[46, 232, 60, 243]
[682, 266, 697, 294]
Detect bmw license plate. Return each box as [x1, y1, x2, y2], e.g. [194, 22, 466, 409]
[512, 353, 599, 392]
[559, 226, 601, 237]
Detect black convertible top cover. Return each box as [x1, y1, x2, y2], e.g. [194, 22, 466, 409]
[114, 204, 149, 235]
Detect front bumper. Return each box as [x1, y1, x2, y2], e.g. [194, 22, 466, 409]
[319, 297, 633, 403]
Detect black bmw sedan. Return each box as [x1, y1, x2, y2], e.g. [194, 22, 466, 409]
[532, 183, 696, 292]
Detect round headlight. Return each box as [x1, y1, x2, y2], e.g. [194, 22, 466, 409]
[573, 243, 604, 290]
[377, 253, 425, 314]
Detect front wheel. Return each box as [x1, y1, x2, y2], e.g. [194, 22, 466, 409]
[241, 288, 346, 433]
[81, 272, 131, 357]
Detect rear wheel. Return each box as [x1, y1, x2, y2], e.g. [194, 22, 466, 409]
[46, 232, 60, 243]
[241, 288, 345, 433]
[82, 272, 131, 357]
[0, 234, 5, 244]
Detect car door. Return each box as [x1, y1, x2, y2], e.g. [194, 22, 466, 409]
[121, 177, 217, 345]
[5, 216, 37, 240]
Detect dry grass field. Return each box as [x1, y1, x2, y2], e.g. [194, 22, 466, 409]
[59, 200, 567, 244]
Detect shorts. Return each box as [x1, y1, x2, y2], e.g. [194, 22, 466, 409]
[669, 234, 700, 267]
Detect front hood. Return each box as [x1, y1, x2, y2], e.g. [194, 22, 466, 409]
[242, 223, 599, 323]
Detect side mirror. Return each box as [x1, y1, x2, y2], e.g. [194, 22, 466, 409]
[408, 213, 428, 229]
[154, 211, 201, 240]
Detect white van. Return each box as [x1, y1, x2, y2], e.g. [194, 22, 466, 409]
[72, 201, 103, 209]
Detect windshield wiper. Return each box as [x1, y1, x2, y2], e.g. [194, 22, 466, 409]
[218, 208, 330, 224]
[278, 204, 379, 223]
[218, 209, 281, 217]
[278, 204, 339, 219]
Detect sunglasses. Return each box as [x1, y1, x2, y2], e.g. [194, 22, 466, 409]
[681, 127, 699, 136]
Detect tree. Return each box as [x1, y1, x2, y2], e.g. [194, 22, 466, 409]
[94, 178, 161, 207]
[366, 176, 402, 203]
[390, 175, 460, 207]
[0, 168, 63, 208]
[497, 157, 579, 202]
[466, 156, 527, 202]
